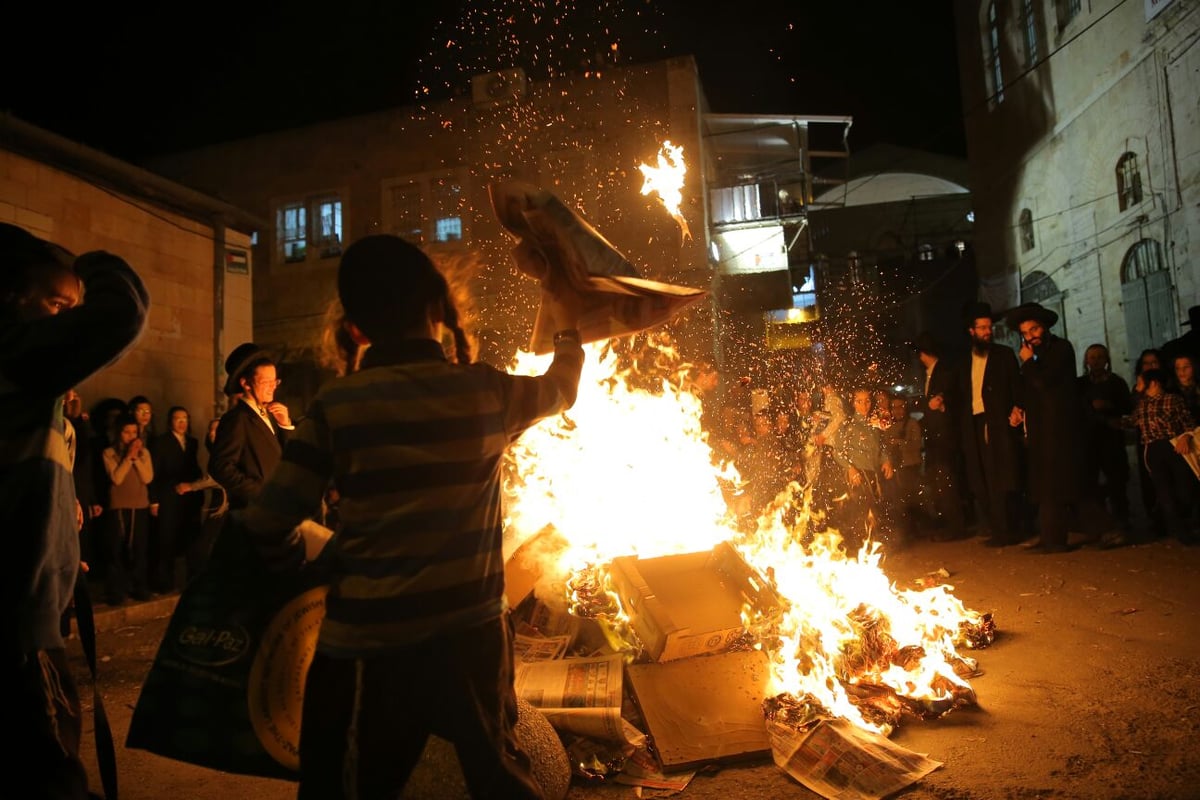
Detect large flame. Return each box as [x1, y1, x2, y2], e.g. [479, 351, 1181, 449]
[503, 337, 985, 735]
[637, 141, 692, 241]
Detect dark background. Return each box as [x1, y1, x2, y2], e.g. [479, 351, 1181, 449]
[0, 1, 964, 162]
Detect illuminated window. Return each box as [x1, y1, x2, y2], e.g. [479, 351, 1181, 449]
[274, 193, 345, 264]
[1021, 0, 1038, 68]
[1116, 152, 1143, 211]
[314, 197, 342, 258]
[918, 243, 935, 262]
[1019, 208, 1035, 252]
[987, 2, 1005, 105]
[430, 179, 464, 242]
[276, 202, 306, 263]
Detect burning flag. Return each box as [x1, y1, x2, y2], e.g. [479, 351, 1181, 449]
[638, 140, 692, 242]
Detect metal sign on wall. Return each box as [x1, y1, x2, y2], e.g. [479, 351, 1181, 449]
[225, 248, 249, 274]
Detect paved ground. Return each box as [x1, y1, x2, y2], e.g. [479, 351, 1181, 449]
[71, 531, 1200, 800]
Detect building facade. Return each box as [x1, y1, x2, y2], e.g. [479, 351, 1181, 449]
[954, 0, 1198, 373]
[145, 57, 853, 403]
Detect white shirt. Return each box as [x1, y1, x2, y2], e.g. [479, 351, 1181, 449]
[971, 351, 988, 414]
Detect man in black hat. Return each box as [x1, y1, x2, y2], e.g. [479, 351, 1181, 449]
[912, 331, 967, 540]
[1160, 305, 1200, 368]
[207, 342, 294, 512]
[958, 301, 1026, 546]
[1, 223, 149, 797]
[1007, 303, 1120, 552]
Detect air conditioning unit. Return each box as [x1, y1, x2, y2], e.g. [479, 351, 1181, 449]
[471, 68, 528, 109]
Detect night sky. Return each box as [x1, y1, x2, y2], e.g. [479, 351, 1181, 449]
[1, 1, 964, 163]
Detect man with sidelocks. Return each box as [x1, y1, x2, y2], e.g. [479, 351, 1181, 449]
[1007, 302, 1121, 552]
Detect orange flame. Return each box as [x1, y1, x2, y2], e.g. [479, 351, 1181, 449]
[638, 141, 692, 241]
[503, 338, 983, 734]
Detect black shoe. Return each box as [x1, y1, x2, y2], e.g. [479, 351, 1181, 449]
[1023, 541, 1070, 554]
[983, 537, 1015, 547]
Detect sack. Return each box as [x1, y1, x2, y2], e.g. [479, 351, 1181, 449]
[125, 518, 328, 779]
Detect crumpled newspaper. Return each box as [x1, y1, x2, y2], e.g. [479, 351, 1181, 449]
[489, 181, 707, 354]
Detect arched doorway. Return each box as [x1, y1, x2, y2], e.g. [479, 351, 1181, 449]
[1120, 239, 1175, 361]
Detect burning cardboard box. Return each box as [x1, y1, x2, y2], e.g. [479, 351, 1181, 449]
[608, 542, 780, 663]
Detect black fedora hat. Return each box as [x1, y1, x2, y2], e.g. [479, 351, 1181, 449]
[222, 342, 272, 396]
[1183, 305, 1199, 327]
[1004, 302, 1058, 329]
[910, 331, 940, 357]
[961, 300, 995, 325]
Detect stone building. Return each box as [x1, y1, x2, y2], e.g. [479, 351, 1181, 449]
[953, 0, 1198, 373]
[145, 56, 852, 402]
[1, 113, 260, 434]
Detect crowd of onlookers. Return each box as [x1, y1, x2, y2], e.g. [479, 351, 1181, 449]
[691, 303, 1200, 554]
[62, 391, 225, 609]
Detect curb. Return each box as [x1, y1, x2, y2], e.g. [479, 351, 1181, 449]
[72, 592, 180, 636]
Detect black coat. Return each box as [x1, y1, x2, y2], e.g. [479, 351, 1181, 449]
[150, 431, 205, 545]
[921, 359, 960, 459]
[959, 343, 1024, 496]
[1021, 335, 1086, 502]
[207, 401, 288, 510]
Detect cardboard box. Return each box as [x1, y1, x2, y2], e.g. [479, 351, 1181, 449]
[608, 542, 779, 663]
[626, 649, 772, 770]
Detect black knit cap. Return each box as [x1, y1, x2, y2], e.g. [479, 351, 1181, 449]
[0, 222, 76, 298]
[337, 235, 446, 343]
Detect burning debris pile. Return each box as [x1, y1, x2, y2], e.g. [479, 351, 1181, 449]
[501, 336, 997, 796]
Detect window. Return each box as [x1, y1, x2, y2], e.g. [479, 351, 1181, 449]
[1116, 152, 1143, 211]
[987, 2, 1005, 104]
[430, 178, 465, 243]
[314, 196, 343, 258]
[917, 243, 935, 262]
[277, 202, 307, 263]
[1055, 0, 1081, 32]
[1019, 208, 1035, 252]
[380, 171, 470, 247]
[386, 182, 423, 243]
[274, 193, 345, 264]
[1021, 0, 1038, 68]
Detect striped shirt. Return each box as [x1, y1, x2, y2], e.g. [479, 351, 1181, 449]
[241, 336, 584, 656]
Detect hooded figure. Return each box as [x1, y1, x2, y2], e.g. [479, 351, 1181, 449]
[1, 222, 149, 798]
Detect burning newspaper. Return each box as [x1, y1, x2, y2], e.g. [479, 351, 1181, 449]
[489, 181, 707, 353]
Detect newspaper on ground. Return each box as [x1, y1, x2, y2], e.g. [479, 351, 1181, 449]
[611, 744, 697, 793]
[514, 653, 642, 745]
[767, 717, 942, 800]
[489, 180, 707, 354]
